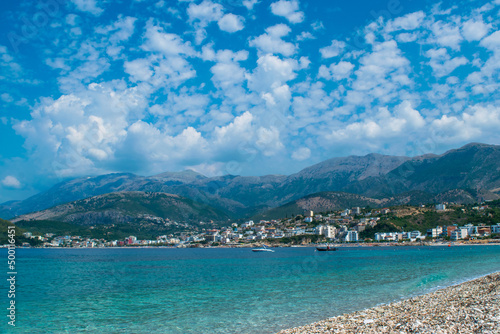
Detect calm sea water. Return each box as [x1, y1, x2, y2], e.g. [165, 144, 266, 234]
[1, 245, 499, 333]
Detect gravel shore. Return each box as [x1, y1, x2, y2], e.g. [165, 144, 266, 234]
[277, 272, 500, 334]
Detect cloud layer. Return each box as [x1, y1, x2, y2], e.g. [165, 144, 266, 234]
[0, 0, 499, 200]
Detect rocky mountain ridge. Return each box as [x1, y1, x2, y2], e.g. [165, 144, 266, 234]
[2, 143, 499, 220]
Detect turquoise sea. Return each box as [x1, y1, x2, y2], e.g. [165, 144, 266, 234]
[1, 245, 499, 333]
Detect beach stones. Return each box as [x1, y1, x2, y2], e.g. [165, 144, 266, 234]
[276, 272, 500, 334]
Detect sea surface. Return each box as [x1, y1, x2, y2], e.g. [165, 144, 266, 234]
[1, 245, 499, 333]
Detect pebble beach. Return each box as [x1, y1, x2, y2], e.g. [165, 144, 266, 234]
[277, 272, 500, 334]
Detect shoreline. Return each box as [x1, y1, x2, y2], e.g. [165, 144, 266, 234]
[276, 271, 500, 334]
[4, 240, 500, 249]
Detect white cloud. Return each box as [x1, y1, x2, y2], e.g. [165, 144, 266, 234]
[70, 0, 104, 16]
[430, 20, 463, 50]
[426, 48, 468, 78]
[13, 83, 149, 177]
[385, 11, 426, 32]
[95, 16, 137, 44]
[1, 93, 14, 103]
[325, 101, 426, 149]
[243, 0, 259, 10]
[1, 176, 21, 189]
[430, 105, 500, 143]
[480, 30, 500, 51]
[270, 0, 304, 24]
[187, 0, 224, 23]
[396, 32, 419, 43]
[291, 147, 310, 161]
[218, 14, 245, 33]
[249, 24, 296, 56]
[318, 61, 354, 81]
[248, 54, 299, 93]
[142, 24, 194, 56]
[319, 40, 346, 59]
[124, 58, 153, 82]
[187, 0, 224, 43]
[348, 40, 411, 105]
[462, 18, 490, 41]
[296, 31, 315, 41]
[256, 126, 284, 156]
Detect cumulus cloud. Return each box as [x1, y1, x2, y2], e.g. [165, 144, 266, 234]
[291, 147, 311, 161]
[462, 18, 490, 41]
[270, 0, 304, 24]
[3, 0, 500, 193]
[187, 0, 224, 43]
[431, 105, 500, 143]
[325, 101, 426, 148]
[348, 40, 411, 105]
[142, 23, 194, 56]
[318, 61, 354, 81]
[426, 48, 468, 78]
[70, 0, 104, 16]
[385, 11, 426, 32]
[218, 14, 245, 33]
[124, 58, 153, 82]
[319, 40, 346, 58]
[249, 24, 296, 56]
[430, 20, 463, 50]
[1, 176, 21, 189]
[187, 0, 223, 23]
[243, 0, 259, 10]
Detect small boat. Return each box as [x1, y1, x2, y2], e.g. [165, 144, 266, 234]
[252, 245, 274, 252]
[316, 244, 337, 252]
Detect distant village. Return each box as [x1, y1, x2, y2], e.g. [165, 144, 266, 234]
[11, 203, 500, 248]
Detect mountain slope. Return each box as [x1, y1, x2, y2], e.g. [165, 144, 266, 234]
[345, 143, 500, 196]
[12, 191, 231, 226]
[2, 143, 499, 220]
[255, 188, 484, 220]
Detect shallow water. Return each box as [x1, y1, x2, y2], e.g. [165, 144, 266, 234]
[1, 245, 499, 333]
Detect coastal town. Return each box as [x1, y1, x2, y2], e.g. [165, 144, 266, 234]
[10, 203, 500, 248]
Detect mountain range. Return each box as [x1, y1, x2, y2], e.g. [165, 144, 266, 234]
[2, 143, 500, 224]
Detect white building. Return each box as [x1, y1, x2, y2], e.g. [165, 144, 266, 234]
[304, 217, 313, 223]
[344, 230, 358, 242]
[451, 228, 468, 241]
[341, 209, 351, 217]
[436, 204, 446, 211]
[463, 224, 478, 237]
[324, 225, 336, 239]
[375, 232, 400, 241]
[242, 221, 254, 228]
[427, 226, 443, 238]
[315, 225, 324, 235]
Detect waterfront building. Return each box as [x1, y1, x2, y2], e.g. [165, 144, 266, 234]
[324, 225, 336, 239]
[427, 226, 443, 238]
[451, 228, 468, 241]
[315, 225, 324, 235]
[492, 225, 500, 234]
[344, 230, 358, 242]
[477, 226, 491, 236]
[464, 224, 478, 237]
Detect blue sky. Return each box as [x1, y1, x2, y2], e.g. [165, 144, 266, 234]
[0, 0, 499, 202]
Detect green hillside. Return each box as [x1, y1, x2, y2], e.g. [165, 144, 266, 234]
[15, 191, 231, 226]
